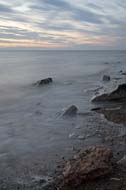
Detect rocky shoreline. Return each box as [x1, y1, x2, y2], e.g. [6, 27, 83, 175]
[42, 66, 126, 190]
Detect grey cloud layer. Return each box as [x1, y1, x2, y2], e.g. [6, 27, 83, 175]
[31, 0, 102, 24]
[0, 3, 13, 12]
[0, 0, 125, 49]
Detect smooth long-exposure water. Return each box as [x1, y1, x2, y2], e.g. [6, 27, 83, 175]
[0, 50, 125, 188]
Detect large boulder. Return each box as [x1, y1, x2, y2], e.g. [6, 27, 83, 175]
[34, 78, 53, 86]
[63, 105, 78, 116]
[60, 146, 113, 188]
[92, 84, 126, 102]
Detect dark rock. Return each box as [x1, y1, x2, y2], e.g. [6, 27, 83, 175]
[103, 75, 111, 81]
[92, 84, 126, 102]
[63, 105, 78, 116]
[91, 107, 103, 112]
[121, 72, 126, 75]
[34, 78, 53, 86]
[59, 146, 113, 189]
[92, 93, 108, 102]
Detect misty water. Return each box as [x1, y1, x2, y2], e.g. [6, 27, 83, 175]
[0, 50, 125, 187]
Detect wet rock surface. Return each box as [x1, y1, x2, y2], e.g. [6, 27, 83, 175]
[58, 146, 114, 189]
[92, 106, 126, 124]
[91, 82, 126, 124]
[63, 105, 78, 116]
[92, 84, 126, 102]
[34, 78, 53, 86]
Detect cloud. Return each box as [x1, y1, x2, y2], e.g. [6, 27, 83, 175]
[31, 0, 71, 10]
[0, 0, 125, 49]
[87, 3, 103, 10]
[42, 0, 70, 9]
[0, 3, 13, 12]
[71, 7, 102, 24]
[30, 0, 103, 24]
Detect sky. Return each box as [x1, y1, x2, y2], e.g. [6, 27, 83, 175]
[0, 0, 125, 50]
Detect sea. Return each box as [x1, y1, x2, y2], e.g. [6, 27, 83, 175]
[0, 50, 125, 188]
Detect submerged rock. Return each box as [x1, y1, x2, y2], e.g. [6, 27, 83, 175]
[63, 105, 78, 116]
[34, 78, 53, 86]
[59, 146, 113, 189]
[92, 84, 126, 102]
[103, 75, 111, 81]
